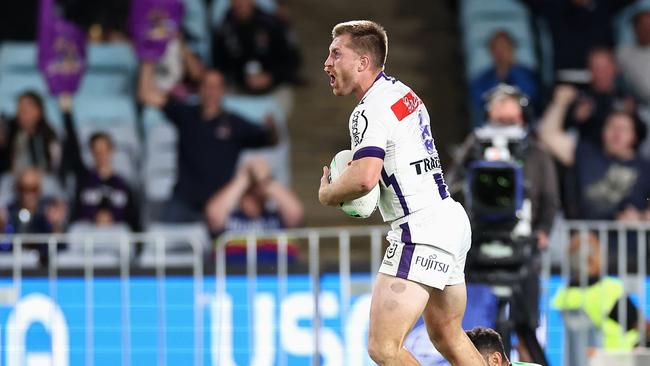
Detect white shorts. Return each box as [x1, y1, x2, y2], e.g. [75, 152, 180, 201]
[378, 199, 471, 290]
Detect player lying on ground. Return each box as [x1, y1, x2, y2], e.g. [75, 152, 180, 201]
[318, 20, 485, 366]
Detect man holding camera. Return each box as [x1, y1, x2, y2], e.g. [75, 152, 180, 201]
[448, 84, 559, 364]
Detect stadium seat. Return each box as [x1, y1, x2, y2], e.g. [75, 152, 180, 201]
[0, 42, 37, 74]
[210, 0, 277, 29]
[222, 94, 291, 185]
[57, 222, 132, 268]
[139, 222, 210, 268]
[182, 0, 210, 62]
[86, 42, 137, 75]
[77, 72, 133, 96]
[0, 72, 48, 97]
[460, 0, 537, 79]
[142, 107, 178, 204]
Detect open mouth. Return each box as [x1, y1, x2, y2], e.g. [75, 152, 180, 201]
[327, 71, 336, 86]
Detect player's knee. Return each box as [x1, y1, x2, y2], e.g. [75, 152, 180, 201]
[367, 335, 400, 364]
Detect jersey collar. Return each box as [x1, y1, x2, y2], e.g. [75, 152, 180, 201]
[359, 71, 388, 104]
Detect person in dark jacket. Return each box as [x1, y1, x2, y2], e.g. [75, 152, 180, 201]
[211, 0, 301, 94]
[58, 95, 140, 230]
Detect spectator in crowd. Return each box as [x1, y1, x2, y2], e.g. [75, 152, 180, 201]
[138, 63, 278, 223]
[0, 91, 60, 175]
[58, 95, 140, 230]
[617, 9, 650, 104]
[211, 0, 301, 95]
[520, 0, 635, 77]
[470, 30, 538, 125]
[465, 327, 510, 366]
[539, 85, 650, 220]
[1, 168, 66, 264]
[205, 157, 303, 263]
[564, 48, 637, 146]
[553, 233, 650, 366]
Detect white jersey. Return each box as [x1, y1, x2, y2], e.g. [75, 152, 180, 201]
[349, 72, 455, 246]
[350, 72, 471, 287]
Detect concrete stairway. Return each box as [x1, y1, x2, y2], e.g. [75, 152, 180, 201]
[285, 0, 469, 227]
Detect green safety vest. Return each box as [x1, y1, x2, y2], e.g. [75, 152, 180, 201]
[552, 277, 639, 350]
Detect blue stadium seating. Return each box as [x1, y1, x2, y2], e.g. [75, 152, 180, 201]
[86, 43, 137, 74]
[0, 42, 37, 74]
[460, 0, 537, 80]
[142, 107, 178, 203]
[182, 0, 210, 62]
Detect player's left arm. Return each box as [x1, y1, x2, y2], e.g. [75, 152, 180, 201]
[318, 156, 382, 206]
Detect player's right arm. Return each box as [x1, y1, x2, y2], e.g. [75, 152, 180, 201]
[318, 157, 383, 206]
[137, 62, 168, 108]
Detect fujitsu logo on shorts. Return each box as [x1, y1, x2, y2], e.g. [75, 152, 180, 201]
[415, 255, 449, 273]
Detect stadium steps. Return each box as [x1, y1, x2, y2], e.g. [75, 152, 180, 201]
[287, 0, 468, 238]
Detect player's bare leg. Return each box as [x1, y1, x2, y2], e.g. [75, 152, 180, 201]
[367, 273, 429, 365]
[423, 283, 486, 365]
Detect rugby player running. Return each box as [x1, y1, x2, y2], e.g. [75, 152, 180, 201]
[318, 20, 485, 365]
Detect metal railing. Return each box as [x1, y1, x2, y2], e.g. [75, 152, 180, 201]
[214, 226, 388, 366]
[0, 220, 647, 365]
[552, 220, 650, 366]
[0, 231, 205, 366]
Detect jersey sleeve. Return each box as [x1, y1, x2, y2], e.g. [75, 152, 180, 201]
[350, 103, 393, 161]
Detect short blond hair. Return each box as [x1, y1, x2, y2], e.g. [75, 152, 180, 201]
[332, 20, 388, 69]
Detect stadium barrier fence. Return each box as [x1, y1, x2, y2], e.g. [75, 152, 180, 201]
[0, 221, 648, 365]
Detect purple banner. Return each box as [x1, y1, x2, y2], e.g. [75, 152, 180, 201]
[37, 0, 87, 96]
[129, 0, 184, 61]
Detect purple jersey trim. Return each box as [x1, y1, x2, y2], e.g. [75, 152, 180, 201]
[381, 168, 410, 216]
[433, 173, 449, 199]
[353, 146, 386, 161]
[396, 222, 414, 279]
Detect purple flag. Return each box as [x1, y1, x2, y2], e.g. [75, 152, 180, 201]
[129, 0, 184, 61]
[37, 0, 87, 96]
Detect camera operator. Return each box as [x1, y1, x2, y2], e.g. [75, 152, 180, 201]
[448, 84, 559, 365]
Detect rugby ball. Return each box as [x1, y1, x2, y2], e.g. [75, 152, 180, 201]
[329, 150, 380, 218]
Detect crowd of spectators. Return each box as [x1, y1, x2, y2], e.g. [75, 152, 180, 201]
[467, 3, 650, 227]
[0, 0, 304, 265]
[462, 2, 650, 361]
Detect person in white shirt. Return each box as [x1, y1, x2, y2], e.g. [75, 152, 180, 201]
[318, 20, 485, 366]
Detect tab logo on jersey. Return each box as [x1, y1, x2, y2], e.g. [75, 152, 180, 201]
[391, 91, 422, 121]
[351, 110, 368, 147]
[410, 156, 442, 175]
